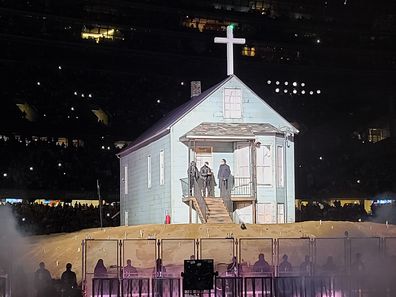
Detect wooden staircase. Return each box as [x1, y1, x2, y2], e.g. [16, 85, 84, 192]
[204, 197, 233, 223]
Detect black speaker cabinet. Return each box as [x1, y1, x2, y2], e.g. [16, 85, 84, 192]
[183, 259, 214, 291]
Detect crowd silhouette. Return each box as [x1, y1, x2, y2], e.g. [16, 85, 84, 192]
[2, 202, 119, 235]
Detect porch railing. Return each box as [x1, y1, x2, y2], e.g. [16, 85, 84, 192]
[180, 178, 207, 223]
[231, 177, 252, 197]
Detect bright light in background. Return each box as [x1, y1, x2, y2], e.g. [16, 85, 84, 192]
[284, 81, 289, 86]
[317, 90, 321, 94]
[70, 107, 74, 111]
[319, 156, 323, 160]
[88, 94, 92, 98]
[180, 81, 185, 86]
[284, 89, 288, 93]
[276, 81, 280, 85]
[3, 173, 7, 177]
[101, 146, 105, 149]
[275, 88, 280, 93]
[58, 163, 62, 167]
[357, 180, 361, 184]
[301, 90, 306, 94]
[310, 91, 314, 95]
[267, 80, 271, 84]
[293, 82, 297, 87]
[29, 167, 34, 171]
[74, 91, 78, 96]
[36, 81, 41, 86]
[81, 93, 85, 98]
[301, 82, 305, 87]
[316, 39, 321, 44]
[157, 99, 161, 103]
[293, 89, 297, 94]
[58, 65, 62, 70]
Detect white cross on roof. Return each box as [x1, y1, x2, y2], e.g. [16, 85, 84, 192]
[214, 25, 246, 76]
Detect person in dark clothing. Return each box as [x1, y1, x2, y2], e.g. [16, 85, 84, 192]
[123, 259, 138, 278]
[61, 263, 77, 297]
[34, 262, 52, 297]
[322, 256, 337, 274]
[218, 159, 231, 200]
[200, 162, 212, 197]
[279, 254, 292, 273]
[94, 259, 107, 277]
[187, 161, 199, 196]
[252, 254, 272, 273]
[227, 256, 243, 276]
[300, 255, 313, 276]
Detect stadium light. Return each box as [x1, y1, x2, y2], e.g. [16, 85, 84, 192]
[293, 89, 297, 94]
[267, 80, 271, 84]
[29, 167, 34, 171]
[284, 81, 289, 86]
[293, 82, 297, 87]
[301, 90, 306, 94]
[275, 88, 280, 93]
[301, 83, 305, 87]
[284, 89, 288, 93]
[317, 90, 321, 94]
[3, 173, 7, 177]
[276, 81, 280, 85]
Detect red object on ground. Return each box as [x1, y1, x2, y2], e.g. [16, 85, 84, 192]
[165, 214, 171, 224]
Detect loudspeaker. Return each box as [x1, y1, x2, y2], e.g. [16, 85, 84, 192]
[183, 259, 214, 290]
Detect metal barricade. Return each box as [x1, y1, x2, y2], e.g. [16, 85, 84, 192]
[84, 239, 120, 297]
[239, 238, 274, 274]
[152, 277, 181, 297]
[200, 238, 234, 277]
[122, 239, 157, 277]
[277, 238, 311, 276]
[92, 278, 120, 297]
[349, 237, 381, 274]
[121, 278, 150, 297]
[161, 239, 196, 278]
[0, 275, 6, 297]
[215, 277, 243, 297]
[314, 238, 346, 275]
[244, 276, 272, 297]
[274, 276, 304, 297]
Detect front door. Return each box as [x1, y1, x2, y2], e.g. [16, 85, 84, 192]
[234, 142, 250, 177]
[195, 146, 213, 170]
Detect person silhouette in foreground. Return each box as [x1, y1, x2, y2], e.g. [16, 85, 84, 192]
[123, 259, 138, 278]
[34, 262, 52, 297]
[61, 263, 77, 297]
[252, 253, 272, 273]
[279, 254, 292, 273]
[94, 259, 108, 277]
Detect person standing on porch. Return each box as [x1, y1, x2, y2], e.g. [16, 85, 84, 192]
[187, 161, 199, 196]
[200, 162, 212, 197]
[218, 159, 231, 198]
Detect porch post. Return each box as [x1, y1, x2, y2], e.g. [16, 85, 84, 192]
[250, 140, 257, 224]
[189, 199, 193, 224]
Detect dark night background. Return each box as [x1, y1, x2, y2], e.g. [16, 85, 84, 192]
[0, 0, 396, 203]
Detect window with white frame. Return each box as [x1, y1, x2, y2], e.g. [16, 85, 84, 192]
[147, 155, 152, 188]
[224, 88, 242, 119]
[124, 166, 128, 194]
[159, 150, 165, 185]
[257, 145, 272, 185]
[276, 146, 284, 187]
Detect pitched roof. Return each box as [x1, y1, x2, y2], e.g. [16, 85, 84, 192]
[118, 75, 298, 157]
[180, 122, 282, 140]
[117, 76, 233, 157]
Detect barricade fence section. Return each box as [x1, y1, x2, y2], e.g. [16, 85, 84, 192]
[82, 237, 396, 297]
[0, 275, 6, 297]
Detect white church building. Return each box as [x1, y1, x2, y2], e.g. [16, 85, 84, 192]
[118, 26, 298, 225]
